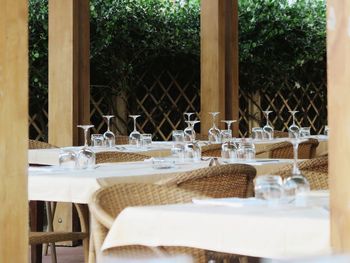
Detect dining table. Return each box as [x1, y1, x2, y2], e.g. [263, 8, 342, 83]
[102, 191, 331, 260]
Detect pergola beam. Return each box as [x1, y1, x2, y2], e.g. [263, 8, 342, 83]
[0, 0, 28, 262]
[328, 0, 350, 251]
[200, 0, 239, 134]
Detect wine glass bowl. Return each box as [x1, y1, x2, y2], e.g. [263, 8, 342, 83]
[77, 125, 96, 169]
[288, 111, 300, 138]
[262, 110, 274, 139]
[102, 115, 116, 147]
[221, 120, 236, 142]
[129, 115, 142, 146]
[208, 112, 221, 143]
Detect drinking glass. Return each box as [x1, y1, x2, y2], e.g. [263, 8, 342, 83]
[299, 127, 311, 137]
[251, 127, 264, 140]
[288, 111, 300, 138]
[103, 115, 115, 147]
[324, 125, 329, 136]
[208, 112, 221, 143]
[184, 120, 200, 142]
[141, 133, 152, 147]
[220, 120, 236, 142]
[283, 136, 310, 198]
[129, 115, 141, 146]
[77, 125, 96, 169]
[172, 130, 185, 158]
[91, 134, 105, 147]
[255, 175, 284, 202]
[59, 150, 77, 169]
[184, 140, 201, 162]
[237, 139, 256, 161]
[221, 141, 238, 163]
[262, 110, 274, 139]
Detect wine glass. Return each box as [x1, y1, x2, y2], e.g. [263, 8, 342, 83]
[283, 136, 310, 199]
[129, 115, 141, 146]
[288, 111, 300, 138]
[103, 115, 115, 147]
[262, 110, 274, 139]
[208, 112, 221, 143]
[184, 120, 200, 141]
[220, 120, 236, 142]
[77, 125, 96, 169]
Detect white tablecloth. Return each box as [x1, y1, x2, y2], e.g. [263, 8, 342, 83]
[28, 159, 293, 204]
[102, 194, 330, 259]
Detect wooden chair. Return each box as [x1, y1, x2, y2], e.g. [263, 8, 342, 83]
[256, 138, 319, 159]
[163, 163, 257, 198]
[273, 156, 328, 190]
[96, 151, 149, 164]
[89, 183, 207, 262]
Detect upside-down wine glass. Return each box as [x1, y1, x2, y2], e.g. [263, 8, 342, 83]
[283, 133, 310, 198]
[262, 110, 274, 139]
[208, 112, 221, 143]
[129, 115, 141, 146]
[221, 120, 237, 142]
[77, 125, 95, 169]
[103, 115, 115, 147]
[184, 120, 200, 142]
[288, 110, 300, 138]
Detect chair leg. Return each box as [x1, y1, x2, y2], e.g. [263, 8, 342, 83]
[74, 204, 90, 263]
[238, 256, 248, 263]
[45, 201, 57, 263]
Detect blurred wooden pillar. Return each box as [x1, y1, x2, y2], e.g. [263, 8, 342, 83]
[200, 0, 239, 134]
[0, 0, 28, 262]
[48, 0, 90, 147]
[327, 0, 350, 251]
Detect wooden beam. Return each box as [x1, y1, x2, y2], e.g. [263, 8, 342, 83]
[200, 0, 239, 134]
[0, 0, 28, 262]
[48, 0, 90, 147]
[328, 0, 350, 252]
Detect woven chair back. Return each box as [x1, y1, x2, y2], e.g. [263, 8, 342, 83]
[269, 138, 319, 159]
[29, 139, 57, 149]
[96, 151, 149, 164]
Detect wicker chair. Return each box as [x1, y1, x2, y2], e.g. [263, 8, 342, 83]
[273, 130, 289, 138]
[29, 139, 58, 149]
[89, 183, 207, 262]
[201, 143, 222, 157]
[273, 156, 328, 190]
[163, 163, 256, 198]
[256, 138, 319, 159]
[96, 151, 149, 164]
[115, 135, 129, 145]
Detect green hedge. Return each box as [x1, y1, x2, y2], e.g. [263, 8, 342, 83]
[29, 0, 326, 102]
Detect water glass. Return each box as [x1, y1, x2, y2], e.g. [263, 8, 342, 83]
[237, 139, 256, 160]
[221, 141, 238, 162]
[91, 134, 105, 147]
[152, 158, 175, 169]
[184, 141, 201, 162]
[254, 175, 284, 202]
[221, 129, 232, 142]
[299, 127, 311, 137]
[172, 130, 185, 158]
[141, 134, 152, 147]
[59, 150, 77, 169]
[77, 148, 96, 169]
[251, 127, 264, 140]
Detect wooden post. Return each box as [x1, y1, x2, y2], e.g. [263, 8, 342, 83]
[0, 0, 28, 262]
[200, 0, 239, 134]
[328, 0, 350, 251]
[48, 0, 90, 147]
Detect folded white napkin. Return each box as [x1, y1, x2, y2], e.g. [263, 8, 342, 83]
[192, 197, 266, 207]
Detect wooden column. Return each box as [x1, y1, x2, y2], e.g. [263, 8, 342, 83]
[48, 0, 90, 147]
[328, 0, 350, 251]
[200, 0, 239, 134]
[0, 0, 28, 262]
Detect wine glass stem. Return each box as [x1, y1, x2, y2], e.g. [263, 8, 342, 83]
[84, 128, 88, 147]
[292, 113, 296, 126]
[292, 141, 300, 175]
[266, 114, 269, 126]
[107, 117, 111, 132]
[133, 118, 137, 132]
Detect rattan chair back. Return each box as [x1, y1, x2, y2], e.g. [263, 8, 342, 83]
[29, 139, 57, 149]
[115, 135, 129, 145]
[273, 130, 289, 138]
[96, 151, 149, 164]
[163, 163, 256, 198]
[273, 156, 328, 190]
[201, 143, 222, 157]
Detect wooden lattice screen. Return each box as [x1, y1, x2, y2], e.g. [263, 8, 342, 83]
[29, 74, 327, 141]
